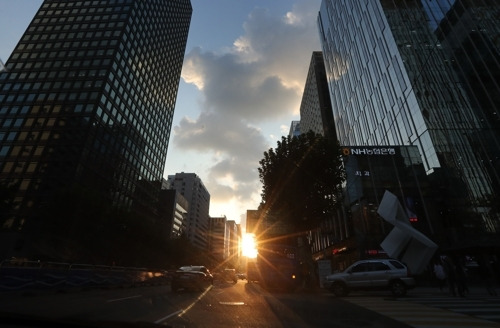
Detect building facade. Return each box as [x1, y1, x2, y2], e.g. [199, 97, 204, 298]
[288, 120, 301, 138]
[159, 189, 188, 239]
[318, 0, 500, 251]
[208, 216, 227, 262]
[299, 51, 336, 143]
[167, 173, 210, 249]
[0, 0, 192, 263]
[226, 220, 240, 265]
[315, 145, 432, 271]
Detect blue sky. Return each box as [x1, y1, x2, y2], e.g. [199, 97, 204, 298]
[0, 0, 322, 226]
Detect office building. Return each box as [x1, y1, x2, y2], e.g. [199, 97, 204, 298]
[159, 189, 188, 239]
[0, 0, 192, 263]
[208, 216, 227, 262]
[315, 145, 432, 270]
[299, 51, 336, 143]
[318, 0, 500, 251]
[167, 173, 210, 249]
[288, 120, 301, 138]
[226, 220, 240, 263]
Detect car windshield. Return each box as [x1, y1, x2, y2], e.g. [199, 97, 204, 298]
[1, 1, 500, 328]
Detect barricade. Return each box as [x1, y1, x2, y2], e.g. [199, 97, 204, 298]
[0, 259, 169, 291]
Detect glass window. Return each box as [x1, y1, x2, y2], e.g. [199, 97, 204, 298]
[13, 119, 23, 127]
[0, 146, 10, 157]
[389, 260, 405, 269]
[350, 263, 371, 273]
[6, 132, 17, 141]
[2, 119, 12, 128]
[372, 262, 390, 271]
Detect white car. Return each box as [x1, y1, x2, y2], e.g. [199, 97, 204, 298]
[171, 265, 213, 292]
[324, 259, 416, 297]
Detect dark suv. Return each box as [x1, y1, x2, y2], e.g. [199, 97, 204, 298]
[323, 259, 415, 297]
[171, 265, 213, 292]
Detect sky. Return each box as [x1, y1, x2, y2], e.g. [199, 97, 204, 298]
[0, 0, 322, 227]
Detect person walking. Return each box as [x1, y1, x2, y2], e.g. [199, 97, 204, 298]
[433, 257, 447, 291]
[442, 255, 457, 296]
[454, 257, 469, 297]
[478, 255, 498, 296]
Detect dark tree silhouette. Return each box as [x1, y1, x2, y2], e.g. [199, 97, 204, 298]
[258, 131, 345, 235]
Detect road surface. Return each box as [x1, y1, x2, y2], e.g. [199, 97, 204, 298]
[1, 280, 499, 327]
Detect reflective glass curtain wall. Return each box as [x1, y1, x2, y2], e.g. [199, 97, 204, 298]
[318, 0, 500, 248]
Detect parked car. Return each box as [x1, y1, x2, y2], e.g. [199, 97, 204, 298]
[324, 259, 415, 297]
[171, 265, 213, 292]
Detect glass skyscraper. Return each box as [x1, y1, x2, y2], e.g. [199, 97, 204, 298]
[0, 0, 192, 264]
[318, 0, 500, 250]
[299, 51, 336, 143]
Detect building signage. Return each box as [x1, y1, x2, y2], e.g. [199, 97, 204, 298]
[342, 147, 397, 156]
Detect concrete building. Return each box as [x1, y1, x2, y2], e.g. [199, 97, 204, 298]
[226, 220, 240, 265]
[167, 173, 210, 249]
[159, 189, 188, 239]
[208, 216, 227, 262]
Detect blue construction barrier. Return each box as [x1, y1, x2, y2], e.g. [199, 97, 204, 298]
[0, 260, 170, 291]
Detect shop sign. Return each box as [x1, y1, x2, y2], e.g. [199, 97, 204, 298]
[342, 147, 396, 156]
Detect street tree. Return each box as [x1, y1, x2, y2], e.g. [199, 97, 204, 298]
[258, 131, 346, 287]
[258, 131, 346, 238]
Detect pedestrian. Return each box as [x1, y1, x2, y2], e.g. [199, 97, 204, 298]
[442, 255, 457, 296]
[454, 257, 469, 297]
[478, 255, 498, 296]
[433, 258, 447, 291]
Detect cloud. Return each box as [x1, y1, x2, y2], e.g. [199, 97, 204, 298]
[182, 48, 299, 122]
[174, 112, 267, 199]
[172, 0, 321, 220]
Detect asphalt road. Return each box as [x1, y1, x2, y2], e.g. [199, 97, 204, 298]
[0, 280, 411, 328]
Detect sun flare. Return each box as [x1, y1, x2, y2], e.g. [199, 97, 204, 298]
[242, 233, 258, 258]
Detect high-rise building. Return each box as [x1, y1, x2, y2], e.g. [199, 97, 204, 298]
[288, 120, 301, 138]
[158, 189, 188, 239]
[318, 0, 500, 250]
[299, 51, 336, 143]
[0, 0, 192, 263]
[208, 215, 227, 262]
[167, 173, 210, 249]
[226, 220, 240, 264]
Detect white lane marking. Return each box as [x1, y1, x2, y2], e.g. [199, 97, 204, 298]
[154, 285, 212, 324]
[106, 295, 142, 303]
[219, 301, 245, 306]
[154, 309, 183, 323]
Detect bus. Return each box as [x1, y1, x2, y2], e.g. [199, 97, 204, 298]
[256, 244, 301, 291]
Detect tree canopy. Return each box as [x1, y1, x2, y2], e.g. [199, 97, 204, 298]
[258, 131, 345, 234]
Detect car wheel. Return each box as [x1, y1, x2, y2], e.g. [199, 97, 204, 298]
[390, 280, 407, 296]
[331, 282, 349, 297]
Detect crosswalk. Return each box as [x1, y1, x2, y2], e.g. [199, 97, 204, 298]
[344, 295, 500, 328]
[408, 296, 500, 324]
